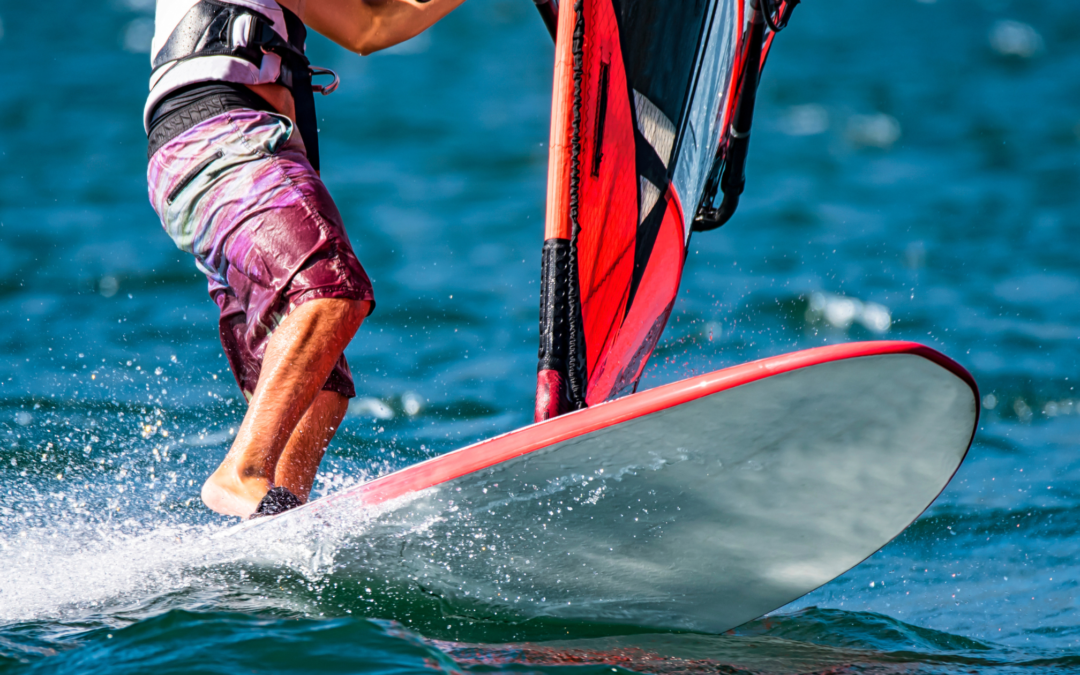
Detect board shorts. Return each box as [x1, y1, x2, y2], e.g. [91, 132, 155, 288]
[147, 109, 374, 401]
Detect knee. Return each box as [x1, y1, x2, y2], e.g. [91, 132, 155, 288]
[289, 297, 370, 340]
[325, 298, 369, 340]
[345, 299, 372, 331]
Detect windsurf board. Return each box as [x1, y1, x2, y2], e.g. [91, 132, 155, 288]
[225, 341, 979, 635]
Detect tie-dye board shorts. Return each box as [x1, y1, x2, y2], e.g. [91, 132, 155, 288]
[147, 109, 374, 400]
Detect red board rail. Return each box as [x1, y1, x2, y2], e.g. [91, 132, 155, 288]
[313, 341, 979, 514]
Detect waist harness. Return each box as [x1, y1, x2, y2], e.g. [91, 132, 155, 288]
[149, 0, 337, 170]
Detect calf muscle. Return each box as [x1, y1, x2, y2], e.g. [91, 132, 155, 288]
[201, 298, 370, 517]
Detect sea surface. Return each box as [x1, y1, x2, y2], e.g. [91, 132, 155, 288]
[1, 0, 1078, 672]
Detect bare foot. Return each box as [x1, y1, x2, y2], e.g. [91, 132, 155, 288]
[201, 465, 272, 518]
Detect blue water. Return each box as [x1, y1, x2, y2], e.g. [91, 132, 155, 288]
[1, 0, 1078, 671]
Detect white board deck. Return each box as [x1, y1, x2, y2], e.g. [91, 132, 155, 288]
[226, 341, 979, 635]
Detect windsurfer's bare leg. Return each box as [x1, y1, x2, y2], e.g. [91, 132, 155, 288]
[148, 110, 375, 518]
[273, 389, 349, 502]
[201, 298, 370, 517]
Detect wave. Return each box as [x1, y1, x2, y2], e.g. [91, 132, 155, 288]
[442, 607, 1080, 675]
[5, 606, 1077, 675]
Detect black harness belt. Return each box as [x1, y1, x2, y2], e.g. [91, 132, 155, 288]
[147, 82, 275, 159]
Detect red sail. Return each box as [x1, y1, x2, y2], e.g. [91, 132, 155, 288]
[536, 0, 794, 421]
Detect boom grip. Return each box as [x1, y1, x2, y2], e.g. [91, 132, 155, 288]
[692, 2, 768, 232]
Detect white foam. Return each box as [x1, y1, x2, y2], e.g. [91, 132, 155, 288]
[349, 397, 395, 420]
[846, 114, 901, 150]
[782, 105, 829, 137]
[806, 292, 892, 334]
[0, 518, 222, 624]
[989, 20, 1043, 59]
[0, 493, 392, 626]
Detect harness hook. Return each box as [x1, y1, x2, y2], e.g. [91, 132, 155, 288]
[310, 67, 339, 95]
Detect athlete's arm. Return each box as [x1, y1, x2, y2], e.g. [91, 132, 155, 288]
[287, 0, 467, 56]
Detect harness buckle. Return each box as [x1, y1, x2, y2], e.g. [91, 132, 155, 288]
[310, 67, 339, 95]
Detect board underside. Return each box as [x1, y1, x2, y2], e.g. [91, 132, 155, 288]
[242, 350, 977, 635]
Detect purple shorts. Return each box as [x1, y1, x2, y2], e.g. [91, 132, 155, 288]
[147, 109, 374, 400]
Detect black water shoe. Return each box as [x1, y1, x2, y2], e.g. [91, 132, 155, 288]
[250, 487, 303, 519]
